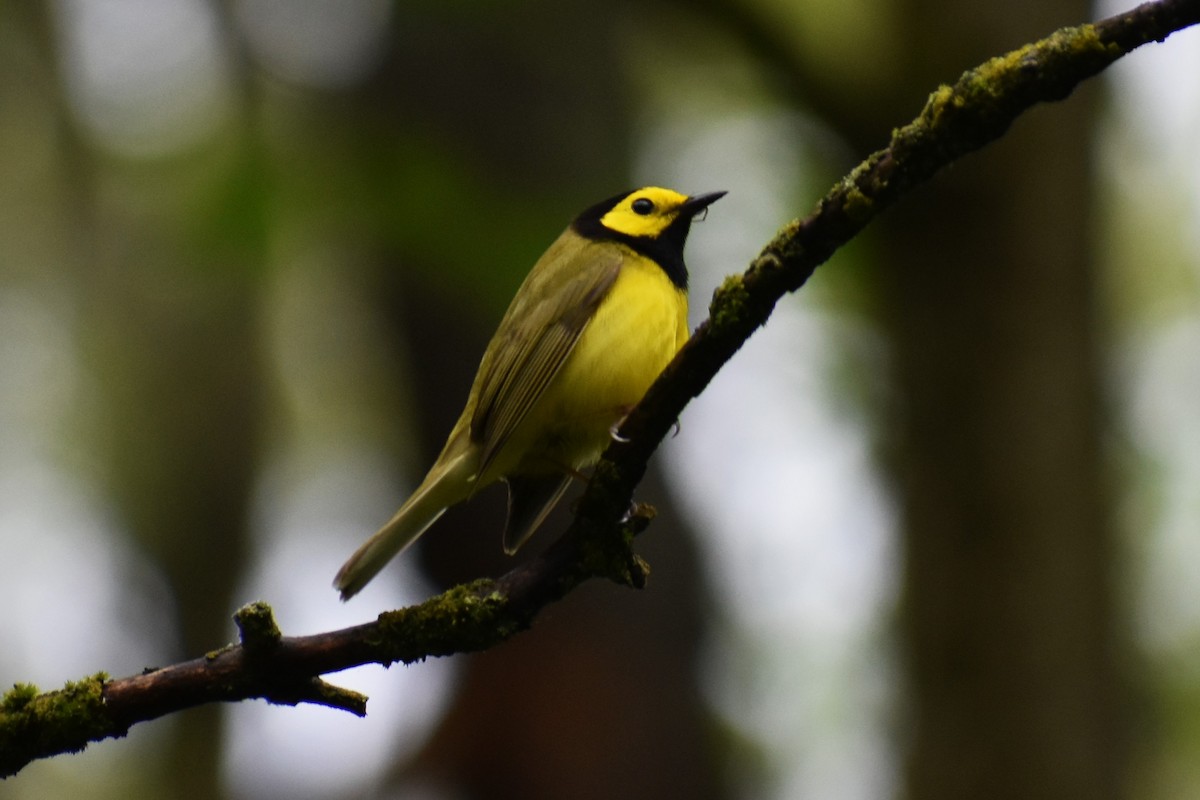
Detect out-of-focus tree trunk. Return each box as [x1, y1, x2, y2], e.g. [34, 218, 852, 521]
[872, 1, 1130, 797]
[700, 0, 1130, 790]
[23, 4, 267, 799]
[88, 272, 262, 800]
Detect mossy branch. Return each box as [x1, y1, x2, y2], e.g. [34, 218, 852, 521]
[3, 0, 1197, 779]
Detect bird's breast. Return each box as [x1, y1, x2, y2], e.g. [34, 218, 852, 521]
[523, 255, 689, 470]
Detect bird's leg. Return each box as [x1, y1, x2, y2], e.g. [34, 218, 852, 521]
[608, 404, 635, 443]
[609, 405, 683, 442]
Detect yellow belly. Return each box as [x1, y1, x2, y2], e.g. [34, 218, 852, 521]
[504, 255, 688, 475]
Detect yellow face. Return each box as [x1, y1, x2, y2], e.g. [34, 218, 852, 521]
[598, 187, 692, 238]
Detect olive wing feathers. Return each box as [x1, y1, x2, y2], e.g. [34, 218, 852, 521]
[470, 237, 623, 477]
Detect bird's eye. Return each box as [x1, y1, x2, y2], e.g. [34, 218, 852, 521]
[631, 198, 655, 215]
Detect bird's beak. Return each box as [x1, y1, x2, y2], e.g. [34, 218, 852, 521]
[681, 190, 727, 221]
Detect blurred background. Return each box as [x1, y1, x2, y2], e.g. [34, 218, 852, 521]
[1, 1, 1198, 798]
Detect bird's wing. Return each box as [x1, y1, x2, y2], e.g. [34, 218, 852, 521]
[470, 237, 623, 477]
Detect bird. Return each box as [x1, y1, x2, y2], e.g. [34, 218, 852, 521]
[334, 186, 725, 599]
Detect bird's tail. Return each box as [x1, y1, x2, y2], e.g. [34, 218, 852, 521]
[334, 452, 474, 600]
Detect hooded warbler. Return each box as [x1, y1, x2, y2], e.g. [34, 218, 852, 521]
[334, 186, 725, 599]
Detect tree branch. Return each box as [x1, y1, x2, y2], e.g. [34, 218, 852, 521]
[3, 0, 1197, 778]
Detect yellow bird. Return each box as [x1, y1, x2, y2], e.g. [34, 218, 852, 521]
[334, 187, 725, 599]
